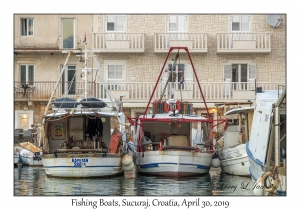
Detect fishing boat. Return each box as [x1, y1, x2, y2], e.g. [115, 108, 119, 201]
[246, 88, 286, 195]
[19, 142, 43, 166]
[215, 106, 254, 176]
[127, 47, 220, 177]
[40, 41, 133, 178]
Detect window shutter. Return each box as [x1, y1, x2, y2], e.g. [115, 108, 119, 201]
[177, 15, 186, 32]
[116, 64, 123, 80]
[160, 64, 169, 81]
[169, 15, 177, 31]
[115, 16, 123, 31]
[20, 65, 26, 84]
[184, 64, 193, 81]
[241, 15, 250, 31]
[224, 64, 232, 81]
[28, 65, 34, 85]
[248, 64, 256, 79]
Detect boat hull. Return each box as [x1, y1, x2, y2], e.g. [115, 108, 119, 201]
[247, 143, 286, 195]
[135, 150, 212, 177]
[42, 153, 124, 178]
[19, 149, 43, 166]
[216, 144, 250, 176]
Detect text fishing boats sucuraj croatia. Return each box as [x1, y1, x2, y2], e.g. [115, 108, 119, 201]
[246, 88, 286, 195]
[127, 47, 222, 177]
[215, 106, 254, 176]
[40, 39, 133, 178]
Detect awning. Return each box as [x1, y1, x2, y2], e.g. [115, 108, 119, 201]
[123, 102, 217, 109]
[123, 103, 152, 108]
[191, 103, 217, 108]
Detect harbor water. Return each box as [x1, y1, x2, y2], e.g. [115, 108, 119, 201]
[14, 166, 254, 196]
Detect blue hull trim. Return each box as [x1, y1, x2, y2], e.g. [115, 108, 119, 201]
[246, 142, 264, 166]
[19, 155, 26, 165]
[137, 162, 210, 170]
[44, 165, 120, 168]
[277, 190, 286, 196]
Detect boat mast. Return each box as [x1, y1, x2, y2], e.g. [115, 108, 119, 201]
[83, 41, 88, 99]
[42, 52, 72, 119]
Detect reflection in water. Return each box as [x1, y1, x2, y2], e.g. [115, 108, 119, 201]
[210, 170, 254, 196]
[14, 166, 253, 196]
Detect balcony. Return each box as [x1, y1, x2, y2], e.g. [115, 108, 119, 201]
[92, 33, 145, 53]
[217, 33, 271, 54]
[14, 81, 285, 104]
[154, 33, 208, 53]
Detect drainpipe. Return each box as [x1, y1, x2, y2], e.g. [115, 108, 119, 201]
[274, 88, 286, 167]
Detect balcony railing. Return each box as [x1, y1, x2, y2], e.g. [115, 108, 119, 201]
[217, 33, 271, 53]
[92, 33, 145, 53]
[154, 33, 208, 53]
[14, 81, 285, 103]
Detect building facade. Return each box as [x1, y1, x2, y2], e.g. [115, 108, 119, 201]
[14, 14, 286, 137]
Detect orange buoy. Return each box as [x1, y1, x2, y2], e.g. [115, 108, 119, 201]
[164, 99, 181, 115]
[109, 128, 122, 154]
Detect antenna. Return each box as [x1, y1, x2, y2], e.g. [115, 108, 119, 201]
[266, 14, 282, 28]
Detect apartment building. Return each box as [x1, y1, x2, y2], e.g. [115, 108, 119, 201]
[14, 14, 286, 136]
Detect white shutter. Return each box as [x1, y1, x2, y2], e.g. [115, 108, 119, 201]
[115, 16, 124, 31]
[184, 64, 193, 81]
[184, 64, 193, 91]
[224, 64, 232, 81]
[248, 64, 256, 80]
[177, 15, 186, 32]
[160, 64, 169, 81]
[248, 64, 256, 90]
[223, 64, 232, 96]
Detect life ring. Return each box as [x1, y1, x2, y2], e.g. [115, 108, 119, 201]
[164, 99, 181, 114]
[261, 171, 279, 192]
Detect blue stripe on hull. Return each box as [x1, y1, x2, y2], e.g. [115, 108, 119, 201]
[19, 155, 26, 165]
[44, 165, 120, 168]
[137, 162, 210, 170]
[246, 142, 264, 166]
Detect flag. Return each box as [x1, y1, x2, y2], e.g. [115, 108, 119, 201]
[180, 76, 184, 84]
[83, 32, 86, 43]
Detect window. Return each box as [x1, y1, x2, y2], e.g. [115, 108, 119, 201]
[20, 64, 34, 85]
[15, 110, 34, 130]
[62, 65, 76, 95]
[62, 19, 75, 49]
[106, 15, 125, 32]
[160, 61, 193, 94]
[167, 15, 187, 32]
[231, 15, 250, 32]
[106, 61, 125, 82]
[21, 18, 34, 36]
[223, 63, 256, 91]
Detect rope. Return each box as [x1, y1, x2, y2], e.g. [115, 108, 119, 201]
[46, 59, 81, 121]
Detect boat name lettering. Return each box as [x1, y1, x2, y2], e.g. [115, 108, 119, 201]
[72, 158, 88, 163]
[72, 158, 88, 167]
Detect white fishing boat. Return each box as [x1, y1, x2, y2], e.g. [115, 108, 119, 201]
[246, 88, 286, 195]
[215, 106, 254, 176]
[40, 40, 133, 178]
[128, 47, 220, 177]
[19, 142, 43, 166]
